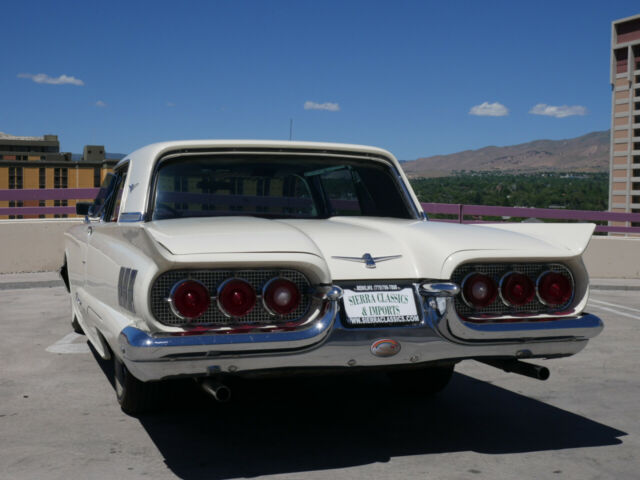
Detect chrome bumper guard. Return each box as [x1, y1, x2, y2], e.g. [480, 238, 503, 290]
[118, 283, 603, 382]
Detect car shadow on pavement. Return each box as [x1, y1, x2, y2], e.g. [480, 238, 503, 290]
[91, 351, 626, 480]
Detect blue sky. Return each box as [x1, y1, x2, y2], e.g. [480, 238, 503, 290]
[2, 0, 639, 159]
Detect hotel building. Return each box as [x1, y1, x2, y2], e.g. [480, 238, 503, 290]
[610, 14, 640, 228]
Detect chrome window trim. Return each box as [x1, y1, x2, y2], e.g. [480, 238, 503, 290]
[145, 150, 421, 222]
[119, 212, 143, 222]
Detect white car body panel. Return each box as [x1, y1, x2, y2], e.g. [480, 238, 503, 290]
[62, 139, 603, 390]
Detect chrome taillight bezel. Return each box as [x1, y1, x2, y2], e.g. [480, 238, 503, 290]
[499, 271, 536, 307]
[216, 278, 257, 318]
[168, 279, 211, 320]
[460, 272, 498, 308]
[261, 277, 301, 316]
[536, 269, 575, 307]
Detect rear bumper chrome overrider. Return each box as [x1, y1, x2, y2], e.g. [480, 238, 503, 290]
[118, 285, 604, 382]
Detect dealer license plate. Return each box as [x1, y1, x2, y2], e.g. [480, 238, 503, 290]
[342, 285, 420, 326]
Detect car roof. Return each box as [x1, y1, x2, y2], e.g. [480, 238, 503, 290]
[116, 139, 396, 169]
[115, 140, 420, 220]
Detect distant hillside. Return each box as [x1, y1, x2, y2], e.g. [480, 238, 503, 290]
[402, 130, 610, 178]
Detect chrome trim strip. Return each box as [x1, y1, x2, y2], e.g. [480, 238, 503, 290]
[458, 313, 602, 333]
[441, 299, 603, 341]
[119, 212, 143, 222]
[419, 282, 460, 297]
[117, 267, 137, 313]
[119, 299, 338, 354]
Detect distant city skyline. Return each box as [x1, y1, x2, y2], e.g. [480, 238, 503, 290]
[2, 0, 640, 159]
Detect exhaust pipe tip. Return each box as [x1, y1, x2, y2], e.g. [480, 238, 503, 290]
[536, 366, 550, 381]
[200, 378, 232, 403]
[478, 358, 550, 381]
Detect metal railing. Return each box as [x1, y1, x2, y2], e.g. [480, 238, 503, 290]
[0, 188, 98, 216]
[422, 202, 640, 234]
[1, 189, 639, 234]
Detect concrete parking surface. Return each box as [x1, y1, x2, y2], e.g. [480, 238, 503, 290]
[1, 274, 638, 479]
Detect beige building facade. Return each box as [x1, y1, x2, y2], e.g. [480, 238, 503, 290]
[0, 134, 117, 219]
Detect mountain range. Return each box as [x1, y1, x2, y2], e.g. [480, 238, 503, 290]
[401, 130, 610, 178]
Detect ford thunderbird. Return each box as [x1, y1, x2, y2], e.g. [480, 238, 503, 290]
[62, 140, 603, 413]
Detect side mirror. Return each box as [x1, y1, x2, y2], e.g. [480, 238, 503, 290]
[76, 202, 93, 216]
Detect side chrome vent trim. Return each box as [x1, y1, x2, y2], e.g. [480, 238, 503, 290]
[118, 267, 137, 313]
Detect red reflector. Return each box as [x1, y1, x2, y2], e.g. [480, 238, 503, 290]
[501, 273, 535, 306]
[170, 280, 210, 319]
[462, 273, 497, 308]
[218, 279, 256, 317]
[263, 278, 301, 315]
[538, 272, 572, 306]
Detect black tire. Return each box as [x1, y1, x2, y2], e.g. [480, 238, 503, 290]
[388, 364, 455, 396]
[70, 315, 84, 335]
[114, 356, 160, 414]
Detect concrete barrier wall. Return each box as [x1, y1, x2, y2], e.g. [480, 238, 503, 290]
[0, 219, 82, 273]
[1, 220, 639, 278]
[582, 236, 640, 279]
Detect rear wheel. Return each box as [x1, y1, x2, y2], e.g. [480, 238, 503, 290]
[388, 364, 455, 395]
[114, 356, 160, 414]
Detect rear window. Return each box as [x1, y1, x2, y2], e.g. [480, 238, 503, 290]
[151, 155, 414, 220]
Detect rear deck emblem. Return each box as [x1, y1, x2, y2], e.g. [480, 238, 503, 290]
[332, 253, 402, 269]
[370, 339, 401, 357]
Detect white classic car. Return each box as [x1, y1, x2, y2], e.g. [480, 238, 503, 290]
[62, 140, 603, 413]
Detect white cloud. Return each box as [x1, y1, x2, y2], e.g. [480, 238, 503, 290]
[304, 101, 340, 111]
[17, 73, 84, 86]
[529, 103, 587, 118]
[166, 102, 175, 107]
[95, 100, 107, 107]
[469, 101, 509, 117]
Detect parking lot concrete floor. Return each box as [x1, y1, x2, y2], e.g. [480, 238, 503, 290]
[0, 273, 638, 479]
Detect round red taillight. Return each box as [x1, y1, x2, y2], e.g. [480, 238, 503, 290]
[462, 273, 497, 308]
[218, 279, 256, 317]
[170, 280, 211, 319]
[500, 272, 535, 306]
[537, 271, 573, 306]
[263, 278, 301, 315]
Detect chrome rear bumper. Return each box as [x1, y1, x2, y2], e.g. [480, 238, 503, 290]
[118, 295, 603, 382]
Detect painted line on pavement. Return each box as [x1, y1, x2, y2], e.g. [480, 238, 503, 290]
[587, 303, 640, 321]
[0, 280, 64, 290]
[46, 332, 90, 354]
[589, 298, 640, 314]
